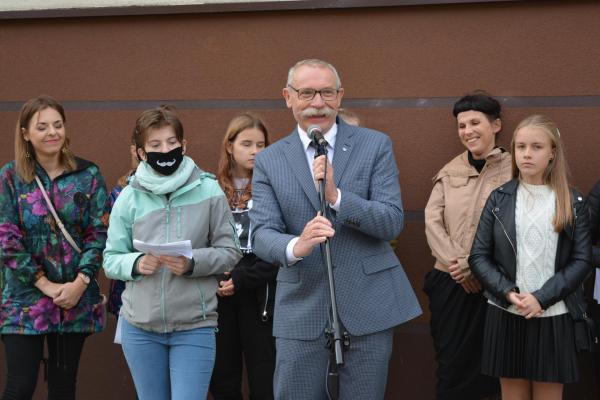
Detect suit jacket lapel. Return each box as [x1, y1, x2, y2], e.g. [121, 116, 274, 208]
[332, 120, 356, 187]
[282, 130, 320, 211]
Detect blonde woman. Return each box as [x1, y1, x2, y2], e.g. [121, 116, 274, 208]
[470, 115, 592, 400]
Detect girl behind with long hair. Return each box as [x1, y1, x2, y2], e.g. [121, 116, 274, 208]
[210, 112, 278, 400]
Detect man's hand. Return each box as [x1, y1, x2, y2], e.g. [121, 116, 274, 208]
[313, 155, 338, 205]
[136, 254, 162, 275]
[160, 255, 192, 276]
[293, 212, 335, 258]
[53, 280, 86, 310]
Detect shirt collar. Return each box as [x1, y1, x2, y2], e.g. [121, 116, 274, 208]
[297, 123, 338, 152]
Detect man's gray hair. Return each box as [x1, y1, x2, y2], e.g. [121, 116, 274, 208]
[286, 59, 342, 89]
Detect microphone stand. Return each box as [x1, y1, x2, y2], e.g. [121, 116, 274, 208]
[315, 142, 349, 400]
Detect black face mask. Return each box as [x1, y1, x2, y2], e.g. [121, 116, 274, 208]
[145, 146, 184, 175]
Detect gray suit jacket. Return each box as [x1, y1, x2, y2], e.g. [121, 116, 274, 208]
[251, 119, 421, 340]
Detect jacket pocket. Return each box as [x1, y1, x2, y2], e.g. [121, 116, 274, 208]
[362, 251, 399, 275]
[276, 267, 299, 283]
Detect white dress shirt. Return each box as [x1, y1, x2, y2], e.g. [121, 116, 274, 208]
[285, 124, 341, 264]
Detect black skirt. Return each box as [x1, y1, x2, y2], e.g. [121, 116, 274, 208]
[424, 269, 500, 399]
[482, 304, 578, 383]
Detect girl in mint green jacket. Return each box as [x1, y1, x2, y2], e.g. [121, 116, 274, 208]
[103, 106, 241, 400]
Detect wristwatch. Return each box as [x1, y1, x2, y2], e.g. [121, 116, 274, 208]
[77, 272, 91, 285]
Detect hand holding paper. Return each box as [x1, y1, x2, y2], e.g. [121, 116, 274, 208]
[133, 240, 194, 275]
[136, 254, 161, 275]
[160, 255, 192, 276]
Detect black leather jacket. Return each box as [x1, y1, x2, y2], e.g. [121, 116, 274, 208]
[469, 179, 592, 318]
[588, 179, 600, 267]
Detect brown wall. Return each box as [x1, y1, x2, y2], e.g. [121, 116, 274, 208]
[1, 1, 600, 398]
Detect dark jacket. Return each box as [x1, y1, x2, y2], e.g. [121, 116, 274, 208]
[229, 253, 278, 321]
[0, 158, 108, 334]
[588, 180, 600, 267]
[469, 179, 592, 318]
[584, 180, 600, 304]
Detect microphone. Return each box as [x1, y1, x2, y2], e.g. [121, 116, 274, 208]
[308, 125, 327, 147]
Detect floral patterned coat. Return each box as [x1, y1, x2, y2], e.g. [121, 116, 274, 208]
[0, 158, 108, 334]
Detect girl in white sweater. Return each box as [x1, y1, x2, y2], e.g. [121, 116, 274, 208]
[469, 115, 592, 400]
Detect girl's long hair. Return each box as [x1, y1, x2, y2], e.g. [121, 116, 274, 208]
[511, 114, 572, 231]
[217, 112, 269, 209]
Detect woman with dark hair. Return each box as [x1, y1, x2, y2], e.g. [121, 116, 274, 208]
[103, 106, 241, 400]
[209, 112, 278, 400]
[424, 92, 510, 399]
[0, 95, 108, 399]
[470, 115, 591, 400]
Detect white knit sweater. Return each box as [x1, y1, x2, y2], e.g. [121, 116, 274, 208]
[502, 182, 567, 317]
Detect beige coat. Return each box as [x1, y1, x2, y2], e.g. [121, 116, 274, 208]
[425, 148, 512, 275]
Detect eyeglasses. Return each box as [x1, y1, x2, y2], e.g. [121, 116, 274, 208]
[287, 85, 339, 101]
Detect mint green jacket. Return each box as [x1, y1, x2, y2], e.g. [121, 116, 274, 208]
[103, 166, 241, 333]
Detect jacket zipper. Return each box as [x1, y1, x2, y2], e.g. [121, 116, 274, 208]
[492, 207, 517, 258]
[161, 202, 170, 333]
[177, 207, 182, 239]
[571, 205, 577, 240]
[201, 290, 206, 320]
[48, 177, 66, 332]
[261, 283, 269, 322]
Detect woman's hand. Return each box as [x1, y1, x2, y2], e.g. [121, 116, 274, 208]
[460, 275, 482, 294]
[34, 276, 64, 299]
[448, 261, 466, 282]
[448, 261, 481, 293]
[506, 290, 523, 307]
[515, 293, 544, 319]
[53, 279, 87, 310]
[216, 272, 235, 297]
[160, 255, 192, 276]
[136, 254, 162, 275]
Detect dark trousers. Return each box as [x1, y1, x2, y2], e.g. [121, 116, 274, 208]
[1, 333, 87, 400]
[210, 293, 275, 400]
[424, 269, 500, 400]
[588, 300, 600, 399]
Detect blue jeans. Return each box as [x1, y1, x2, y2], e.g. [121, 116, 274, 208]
[121, 319, 215, 400]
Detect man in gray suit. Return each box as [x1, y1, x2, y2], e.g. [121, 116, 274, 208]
[251, 59, 421, 399]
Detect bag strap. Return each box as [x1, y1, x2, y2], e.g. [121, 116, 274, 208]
[34, 175, 82, 254]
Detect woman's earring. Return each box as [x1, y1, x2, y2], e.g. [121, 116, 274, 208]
[25, 149, 30, 158]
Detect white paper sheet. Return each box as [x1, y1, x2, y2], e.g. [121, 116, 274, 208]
[133, 239, 193, 259]
[114, 314, 123, 344]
